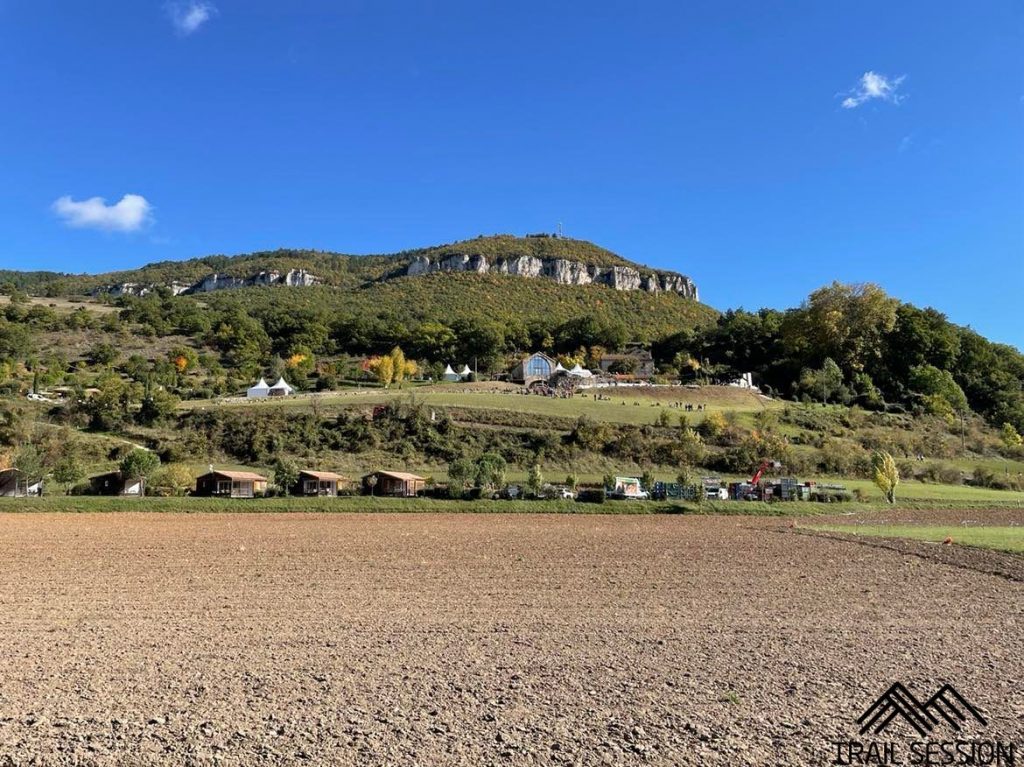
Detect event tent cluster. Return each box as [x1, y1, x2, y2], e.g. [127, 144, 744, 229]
[246, 376, 295, 399]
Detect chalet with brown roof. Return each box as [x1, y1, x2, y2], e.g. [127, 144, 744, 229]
[194, 469, 268, 498]
[362, 470, 426, 498]
[294, 470, 347, 497]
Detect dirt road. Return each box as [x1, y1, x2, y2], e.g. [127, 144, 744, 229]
[0, 513, 1020, 765]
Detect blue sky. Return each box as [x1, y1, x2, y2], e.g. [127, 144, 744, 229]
[1, 1, 1022, 348]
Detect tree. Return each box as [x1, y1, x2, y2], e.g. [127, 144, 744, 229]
[137, 388, 180, 426]
[784, 282, 898, 374]
[0, 320, 32, 361]
[370, 355, 395, 387]
[1001, 423, 1023, 449]
[168, 346, 199, 376]
[447, 457, 475, 498]
[13, 444, 46, 485]
[909, 364, 968, 417]
[150, 465, 195, 497]
[871, 451, 899, 504]
[52, 455, 85, 495]
[119, 449, 160, 496]
[527, 463, 543, 497]
[389, 347, 407, 388]
[475, 452, 507, 491]
[565, 473, 579, 491]
[641, 470, 656, 492]
[272, 457, 299, 495]
[799, 358, 844, 404]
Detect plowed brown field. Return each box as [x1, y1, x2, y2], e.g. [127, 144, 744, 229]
[0, 512, 1021, 766]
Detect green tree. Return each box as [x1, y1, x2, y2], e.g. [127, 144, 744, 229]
[475, 452, 507, 491]
[137, 388, 180, 426]
[799, 358, 844, 404]
[527, 463, 543, 497]
[446, 457, 475, 498]
[272, 457, 300, 495]
[119, 449, 160, 496]
[52, 455, 85, 495]
[13, 444, 46, 485]
[909, 364, 968, 417]
[871, 450, 899, 504]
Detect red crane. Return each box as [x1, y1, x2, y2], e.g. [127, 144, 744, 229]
[750, 460, 782, 485]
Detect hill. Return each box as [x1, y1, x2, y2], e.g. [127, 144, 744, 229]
[0, 234, 698, 299]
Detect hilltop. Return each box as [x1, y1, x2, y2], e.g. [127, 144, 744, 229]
[0, 234, 698, 300]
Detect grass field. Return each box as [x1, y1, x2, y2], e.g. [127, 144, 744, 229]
[180, 382, 777, 426]
[807, 523, 1024, 553]
[3, 494, 1021, 515]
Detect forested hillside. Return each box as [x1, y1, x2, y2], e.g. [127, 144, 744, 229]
[0, 234, 674, 295]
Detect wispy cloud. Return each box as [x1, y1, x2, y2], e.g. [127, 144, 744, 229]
[167, 2, 217, 36]
[841, 71, 906, 109]
[52, 194, 154, 233]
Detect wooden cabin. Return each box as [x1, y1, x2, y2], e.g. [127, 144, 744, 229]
[0, 468, 42, 497]
[89, 471, 145, 497]
[294, 470, 346, 497]
[194, 469, 268, 498]
[362, 470, 426, 498]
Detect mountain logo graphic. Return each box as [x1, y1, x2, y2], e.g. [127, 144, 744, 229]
[858, 683, 988, 737]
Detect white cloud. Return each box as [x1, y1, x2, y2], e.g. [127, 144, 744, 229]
[167, 2, 217, 35]
[841, 71, 906, 109]
[52, 194, 154, 233]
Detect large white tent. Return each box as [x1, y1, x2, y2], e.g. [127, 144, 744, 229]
[554, 362, 566, 373]
[568, 364, 593, 378]
[269, 376, 294, 396]
[442, 364, 460, 382]
[247, 377, 270, 399]
[459, 365, 472, 379]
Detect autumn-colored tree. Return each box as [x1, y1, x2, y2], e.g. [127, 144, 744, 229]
[389, 347, 407, 387]
[871, 451, 899, 504]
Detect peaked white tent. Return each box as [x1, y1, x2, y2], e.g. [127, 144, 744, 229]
[247, 377, 270, 399]
[269, 376, 294, 396]
[554, 362, 566, 373]
[442, 364, 460, 382]
[568, 364, 593, 378]
[459, 364, 472, 379]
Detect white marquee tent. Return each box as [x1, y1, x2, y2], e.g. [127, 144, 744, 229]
[442, 364, 460, 382]
[568, 364, 593, 378]
[247, 377, 270, 399]
[269, 376, 294, 396]
[459, 365, 472, 379]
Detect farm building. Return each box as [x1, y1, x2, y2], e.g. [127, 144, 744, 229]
[194, 469, 268, 498]
[89, 471, 145, 497]
[362, 470, 426, 497]
[0, 468, 42, 497]
[510, 352, 557, 386]
[294, 470, 346, 497]
[598, 345, 655, 379]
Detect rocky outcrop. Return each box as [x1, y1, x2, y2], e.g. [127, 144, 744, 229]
[96, 268, 321, 297]
[404, 254, 699, 300]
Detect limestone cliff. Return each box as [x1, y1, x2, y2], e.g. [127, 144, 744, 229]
[405, 254, 698, 300]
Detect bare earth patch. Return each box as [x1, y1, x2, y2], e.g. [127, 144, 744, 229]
[0, 513, 1021, 766]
